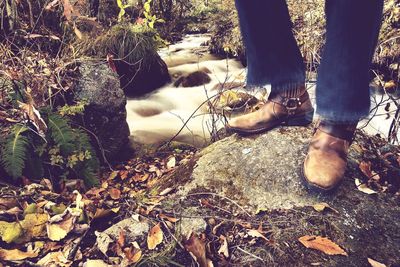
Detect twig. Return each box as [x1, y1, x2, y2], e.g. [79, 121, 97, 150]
[234, 246, 266, 263]
[186, 192, 251, 217]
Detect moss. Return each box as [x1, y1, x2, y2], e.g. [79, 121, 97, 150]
[87, 23, 161, 68]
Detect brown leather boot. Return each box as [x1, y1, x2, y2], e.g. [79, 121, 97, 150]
[226, 88, 314, 135]
[302, 121, 357, 192]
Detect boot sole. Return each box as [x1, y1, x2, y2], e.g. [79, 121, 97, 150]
[227, 109, 314, 136]
[300, 162, 342, 194]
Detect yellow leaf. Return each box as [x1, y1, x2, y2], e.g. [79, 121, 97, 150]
[147, 223, 163, 250]
[0, 221, 23, 243]
[24, 203, 37, 214]
[312, 202, 338, 213]
[298, 235, 348, 256]
[0, 248, 38, 261]
[21, 213, 48, 238]
[74, 25, 83, 39]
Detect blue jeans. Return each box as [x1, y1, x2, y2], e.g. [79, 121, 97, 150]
[235, 0, 384, 123]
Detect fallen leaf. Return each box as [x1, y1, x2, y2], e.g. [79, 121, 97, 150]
[21, 213, 49, 239]
[368, 258, 386, 267]
[166, 156, 176, 169]
[159, 214, 179, 223]
[37, 251, 71, 267]
[312, 203, 339, 213]
[0, 198, 18, 210]
[120, 170, 129, 180]
[355, 179, 377, 195]
[185, 233, 208, 267]
[0, 221, 23, 243]
[45, 0, 60, 11]
[117, 230, 126, 248]
[18, 101, 47, 136]
[83, 259, 110, 267]
[124, 246, 142, 263]
[298, 235, 348, 256]
[159, 187, 173, 196]
[109, 188, 121, 200]
[61, 0, 74, 21]
[147, 223, 163, 250]
[0, 248, 38, 261]
[47, 213, 76, 241]
[133, 173, 150, 182]
[218, 235, 229, 258]
[359, 161, 380, 181]
[95, 231, 113, 256]
[248, 229, 268, 241]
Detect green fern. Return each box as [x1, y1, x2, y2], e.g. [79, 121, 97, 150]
[73, 128, 100, 186]
[47, 113, 75, 154]
[0, 125, 30, 179]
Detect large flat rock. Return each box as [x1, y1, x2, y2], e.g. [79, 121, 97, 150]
[167, 126, 400, 266]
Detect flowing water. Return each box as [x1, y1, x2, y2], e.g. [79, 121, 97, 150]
[126, 34, 397, 147]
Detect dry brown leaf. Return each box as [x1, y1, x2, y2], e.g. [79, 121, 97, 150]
[359, 161, 380, 181]
[368, 258, 386, 267]
[147, 223, 163, 250]
[218, 235, 229, 258]
[117, 230, 126, 248]
[248, 229, 268, 241]
[37, 251, 72, 267]
[120, 170, 129, 180]
[298, 235, 348, 256]
[109, 188, 121, 200]
[185, 233, 208, 267]
[133, 173, 150, 182]
[61, 0, 74, 21]
[124, 246, 142, 263]
[47, 213, 76, 241]
[159, 214, 179, 223]
[18, 101, 47, 136]
[45, 0, 60, 11]
[0, 248, 38, 261]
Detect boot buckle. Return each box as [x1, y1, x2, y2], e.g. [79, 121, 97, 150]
[283, 97, 302, 114]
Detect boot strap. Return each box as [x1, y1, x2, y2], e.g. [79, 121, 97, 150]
[269, 92, 309, 115]
[317, 121, 357, 143]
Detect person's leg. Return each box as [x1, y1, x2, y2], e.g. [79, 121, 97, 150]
[303, 0, 384, 192]
[316, 0, 384, 123]
[235, 0, 305, 91]
[228, 0, 314, 135]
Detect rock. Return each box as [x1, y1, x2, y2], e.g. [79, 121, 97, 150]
[160, 125, 400, 265]
[74, 61, 130, 161]
[179, 216, 207, 239]
[117, 55, 171, 97]
[103, 218, 149, 242]
[174, 71, 211, 88]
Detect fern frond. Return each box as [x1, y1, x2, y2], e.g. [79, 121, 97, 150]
[47, 113, 75, 154]
[78, 165, 99, 187]
[0, 125, 30, 179]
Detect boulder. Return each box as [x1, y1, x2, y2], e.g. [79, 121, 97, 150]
[117, 55, 171, 98]
[173, 70, 211, 88]
[156, 125, 400, 266]
[74, 61, 130, 161]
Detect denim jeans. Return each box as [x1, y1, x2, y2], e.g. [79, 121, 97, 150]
[235, 0, 384, 123]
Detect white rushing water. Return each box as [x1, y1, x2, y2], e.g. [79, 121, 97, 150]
[126, 34, 397, 147]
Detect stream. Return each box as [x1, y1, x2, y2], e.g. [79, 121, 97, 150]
[126, 34, 397, 147]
